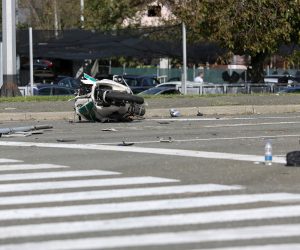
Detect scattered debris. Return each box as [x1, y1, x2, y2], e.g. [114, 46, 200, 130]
[170, 108, 180, 117]
[118, 141, 134, 146]
[286, 151, 300, 167]
[56, 139, 77, 142]
[197, 111, 204, 116]
[0, 124, 53, 137]
[101, 128, 118, 132]
[160, 137, 174, 143]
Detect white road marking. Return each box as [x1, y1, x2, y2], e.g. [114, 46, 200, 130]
[0, 176, 179, 193]
[0, 158, 22, 163]
[98, 134, 300, 145]
[0, 141, 287, 164]
[0, 193, 299, 221]
[1, 224, 300, 250]
[204, 121, 300, 128]
[0, 170, 121, 182]
[151, 115, 300, 122]
[0, 184, 242, 206]
[0, 164, 70, 171]
[190, 244, 300, 250]
[1, 204, 300, 239]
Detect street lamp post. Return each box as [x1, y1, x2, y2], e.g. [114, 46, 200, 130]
[1, 0, 19, 96]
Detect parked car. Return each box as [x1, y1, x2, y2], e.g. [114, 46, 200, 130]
[33, 84, 76, 96]
[57, 77, 80, 90]
[264, 74, 295, 85]
[122, 75, 160, 94]
[138, 86, 180, 95]
[276, 86, 300, 94]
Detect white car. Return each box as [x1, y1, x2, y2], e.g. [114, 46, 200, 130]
[156, 81, 203, 89]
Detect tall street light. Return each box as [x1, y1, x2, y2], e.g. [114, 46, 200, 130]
[1, 0, 20, 96]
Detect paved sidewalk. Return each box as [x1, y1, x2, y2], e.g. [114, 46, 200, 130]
[0, 95, 299, 121]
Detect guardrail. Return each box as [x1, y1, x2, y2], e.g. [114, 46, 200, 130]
[179, 82, 290, 95]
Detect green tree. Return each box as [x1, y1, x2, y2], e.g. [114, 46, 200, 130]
[166, 0, 300, 82]
[18, 0, 81, 29]
[83, 0, 148, 30]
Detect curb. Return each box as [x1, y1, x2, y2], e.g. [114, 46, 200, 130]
[0, 104, 300, 121]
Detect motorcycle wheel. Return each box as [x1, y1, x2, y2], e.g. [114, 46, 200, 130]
[105, 91, 144, 104]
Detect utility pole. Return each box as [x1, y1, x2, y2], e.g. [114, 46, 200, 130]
[181, 22, 187, 95]
[80, 0, 85, 28]
[1, 0, 20, 97]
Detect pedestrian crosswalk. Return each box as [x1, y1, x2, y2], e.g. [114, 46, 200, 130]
[0, 158, 300, 250]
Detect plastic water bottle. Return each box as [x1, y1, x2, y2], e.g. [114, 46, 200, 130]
[264, 140, 272, 165]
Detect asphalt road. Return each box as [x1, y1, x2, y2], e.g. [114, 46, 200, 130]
[1, 112, 300, 249]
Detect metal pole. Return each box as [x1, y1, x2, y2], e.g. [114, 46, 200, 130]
[80, 0, 85, 28]
[181, 22, 187, 95]
[2, 0, 17, 94]
[29, 27, 34, 96]
[0, 42, 3, 89]
[54, 0, 59, 37]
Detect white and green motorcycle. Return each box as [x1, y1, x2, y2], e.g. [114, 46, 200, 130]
[74, 74, 145, 122]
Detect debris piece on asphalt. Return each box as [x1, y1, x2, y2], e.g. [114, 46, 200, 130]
[0, 124, 53, 137]
[158, 121, 170, 124]
[170, 108, 180, 117]
[56, 139, 77, 142]
[160, 137, 174, 143]
[102, 128, 118, 132]
[286, 151, 300, 167]
[197, 111, 204, 116]
[118, 141, 134, 146]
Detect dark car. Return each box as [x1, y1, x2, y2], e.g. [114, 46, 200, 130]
[34, 84, 75, 96]
[122, 75, 160, 94]
[138, 86, 180, 95]
[57, 77, 80, 90]
[277, 86, 300, 94]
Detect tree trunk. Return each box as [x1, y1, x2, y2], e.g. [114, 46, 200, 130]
[0, 82, 21, 97]
[250, 52, 268, 83]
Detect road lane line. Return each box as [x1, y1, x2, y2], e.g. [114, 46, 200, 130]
[0, 170, 120, 181]
[0, 193, 299, 221]
[0, 141, 286, 164]
[1, 204, 300, 239]
[0, 184, 243, 205]
[0, 158, 22, 163]
[0, 164, 70, 171]
[190, 244, 300, 250]
[0, 176, 179, 193]
[204, 121, 300, 128]
[1, 224, 300, 250]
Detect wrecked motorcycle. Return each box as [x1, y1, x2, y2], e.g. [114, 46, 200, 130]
[74, 76, 145, 122]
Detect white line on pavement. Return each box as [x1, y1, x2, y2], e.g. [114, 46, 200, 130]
[0, 193, 299, 221]
[0, 158, 22, 163]
[0, 164, 70, 171]
[1, 224, 300, 250]
[0, 204, 300, 240]
[0, 176, 179, 193]
[0, 141, 287, 164]
[0, 170, 120, 182]
[204, 121, 300, 128]
[0, 184, 242, 205]
[190, 244, 300, 250]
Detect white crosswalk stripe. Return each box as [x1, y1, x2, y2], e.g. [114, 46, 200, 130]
[0, 160, 300, 250]
[0, 183, 243, 205]
[1, 224, 300, 250]
[0, 158, 23, 163]
[0, 169, 120, 181]
[0, 163, 70, 171]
